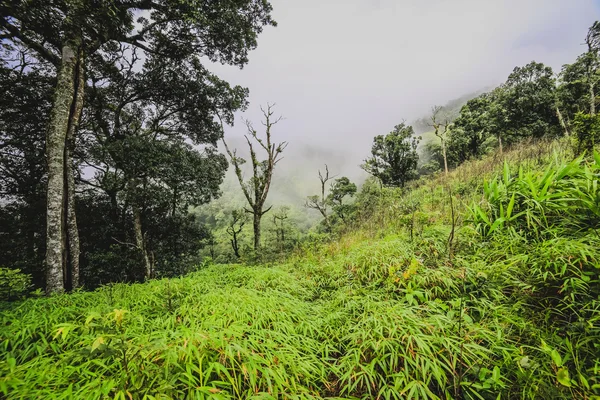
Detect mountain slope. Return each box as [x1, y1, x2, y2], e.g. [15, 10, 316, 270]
[1, 139, 599, 399]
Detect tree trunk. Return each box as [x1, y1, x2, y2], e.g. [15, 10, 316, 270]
[65, 51, 84, 290]
[231, 235, 240, 258]
[590, 80, 596, 116]
[133, 204, 152, 280]
[555, 105, 570, 137]
[441, 139, 449, 175]
[253, 211, 261, 251]
[320, 209, 331, 232]
[45, 42, 80, 294]
[498, 135, 503, 155]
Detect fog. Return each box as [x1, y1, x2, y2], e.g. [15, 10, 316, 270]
[207, 0, 599, 209]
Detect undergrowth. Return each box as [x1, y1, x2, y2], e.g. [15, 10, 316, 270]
[1, 140, 599, 399]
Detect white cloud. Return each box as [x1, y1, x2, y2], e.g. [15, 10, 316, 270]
[210, 0, 599, 176]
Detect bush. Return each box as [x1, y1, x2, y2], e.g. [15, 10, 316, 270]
[0, 267, 32, 301]
[572, 112, 600, 155]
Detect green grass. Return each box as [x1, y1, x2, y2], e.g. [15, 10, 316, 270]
[1, 139, 599, 399]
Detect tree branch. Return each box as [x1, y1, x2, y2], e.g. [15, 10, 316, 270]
[0, 19, 60, 67]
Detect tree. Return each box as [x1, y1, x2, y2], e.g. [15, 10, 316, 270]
[429, 105, 452, 175]
[0, 63, 51, 288]
[559, 57, 593, 123]
[226, 209, 247, 259]
[327, 177, 357, 222]
[270, 206, 290, 254]
[499, 61, 560, 142]
[362, 122, 420, 187]
[557, 22, 600, 133]
[1, 0, 275, 292]
[224, 104, 287, 251]
[447, 93, 497, 164]
[305, 165, 334, 231]
[584, 21, 600, 116]
[572, 112, 600, 155]
[79, 54, 237, 281]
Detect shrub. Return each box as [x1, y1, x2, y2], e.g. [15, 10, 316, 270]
[0, 267, 31, 301]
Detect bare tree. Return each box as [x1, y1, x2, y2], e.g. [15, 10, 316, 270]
[305, 165, 334, 231]
[429, 106, 452, 176]
[226, 209, 247, 258]
[223, 104, 287, 251]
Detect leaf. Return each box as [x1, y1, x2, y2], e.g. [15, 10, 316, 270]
[85, 312, 102, 326]
[112, 309, 127, 326]
[550, 349, 563, 367]
[91, 336, 105, 352]
[519, 356, 531, 369]
[557, 368, 571, 387]
[593, 150, 600, 166]
[506, 193, 516, 219]
[488, 217, 506, 235]
[53, 324, 73, 341]
[503, 162, 510, 185]
[492, 366, 501, 383]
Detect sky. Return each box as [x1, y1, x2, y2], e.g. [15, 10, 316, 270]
[209, 0, 600, 185]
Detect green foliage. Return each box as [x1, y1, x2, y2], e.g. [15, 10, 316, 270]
[0, 65, 51, 288]
[0, 268, 32, 301]
[469, 154, 600, 240]
[362, 122, 421, 187]
[325, 176, 358, 226]
[3, 140, 600, 399]
[448, 93, 499, 165]
[558, 53, 599, 119]
[467, 152, 600, 398]
[0, 0, 276, 289]
[500, 61, 560, 140]
[572, 112, 600, 155]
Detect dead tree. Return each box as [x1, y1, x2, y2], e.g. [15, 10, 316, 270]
[223, 104, 287, 251]
[226, 209, 247, 258]
[305, 165, 334, 231]
[430, 105, 451, 176]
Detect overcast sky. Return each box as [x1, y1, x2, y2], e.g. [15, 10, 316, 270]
[210, 0, 599, 177]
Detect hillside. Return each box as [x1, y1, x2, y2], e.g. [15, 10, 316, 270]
[2, 139, 599, 399]
[412, 88, 491, 135]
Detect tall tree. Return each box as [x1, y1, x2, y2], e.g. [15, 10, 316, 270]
[558, 22, 600, 127]
[327, 177, 357, 222]
[362, 122, 420, 187]
[499, 61, 560, 142]
[584, 21, 600, 116]
[0, 62, 52, 288]
[224, 104, 287, 251]
[81, 54, 238, 281]
[305, 165, 334, 231]
[1, 0, 275, 292]
[448, 92, 497, 164]
[429, 105, 452, 175]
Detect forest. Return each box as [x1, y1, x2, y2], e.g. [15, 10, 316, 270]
[1, 1, 600, 399]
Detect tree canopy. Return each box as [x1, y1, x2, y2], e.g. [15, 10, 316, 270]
[362, 123, 420, 187]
